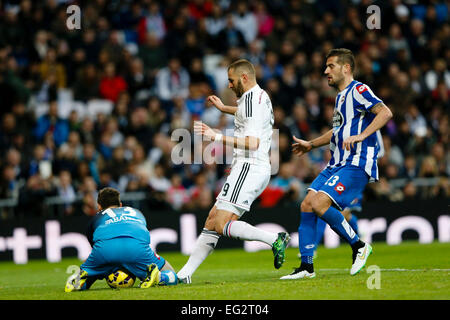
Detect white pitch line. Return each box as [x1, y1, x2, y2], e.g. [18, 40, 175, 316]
[318, 268, 450, 272]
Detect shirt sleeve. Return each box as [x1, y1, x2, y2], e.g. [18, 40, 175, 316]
[353, 83, 383, 111]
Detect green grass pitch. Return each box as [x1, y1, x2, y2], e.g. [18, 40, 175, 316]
[0, 241, 449, 300]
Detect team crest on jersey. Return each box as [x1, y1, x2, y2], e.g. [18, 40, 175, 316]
[334, 182, 346, 195]
[332, 110, 344, 128]
[356, 84, 368, 94]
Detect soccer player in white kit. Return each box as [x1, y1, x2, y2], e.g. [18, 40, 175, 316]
[177, 59, 290, 284]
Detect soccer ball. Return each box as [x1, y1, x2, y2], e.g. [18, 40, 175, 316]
[106, 269, 136, 289]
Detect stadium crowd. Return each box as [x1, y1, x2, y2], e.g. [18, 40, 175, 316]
[0, 0, 448, 219]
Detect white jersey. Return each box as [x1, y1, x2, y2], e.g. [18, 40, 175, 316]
[232, 84, 273, 168]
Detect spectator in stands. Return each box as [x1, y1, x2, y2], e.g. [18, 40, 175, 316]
[10, 103, 34, 147]
[405, 104, 427, 138]
[419, 156, 439, 178]
[261, 50, 283, 83]
[424, 58, 450, 92]
[126, 57, 152, 101]
[132, 143, 154, 182]
[103, 117, 124, 149]
[81, 143, 103, 185]
[137, 32, 167, 76]
[54, 140, 78, 177]
[73, 63, 100, 102]
[107, 146, 127, 182]
[33, 100, 69, 148]
[17, 174, 55, 217]
[34, 70, 58, 103]
[402, 180, 418, 200]
[78, 116, 95, 145]
[5, 148, 25, 181]
[38, 47, 66, 89]
[56, 170, 76, 216]
[254, 0, 275, 38]
[430, 177, 449, 199]
[26, 144, 48, 178]
[0, 164, 19, 199]
[270, 162, 303, 204]
[186, 170, 212, 210]
[99, 62, 127, 103]
[179, 30, 205, 70]
[215, 14, 247, 52]
[101, 30, 125, 66]
[400, 154, 418, 179]
[164, 14, 188, 56]
[188, 57, 215, 89]
[137, 1, 166, 43]
[187, 0, 213, 20]
[148, 132, 176, 169]
[146, 96, 167, 132]
[30, 30, 50, 62]
[232, 2, 257, 44]
[155, 57, 190, 102]
[244, 39, 265, 67]
[98, 170, 118, 190]
[149, 163, 171, 192]
[430, 143, 448, 177]
[79, 176, 98, 216]
[0, 113, 17, 151]
[166, 173, 189, 211]
[59, 131, 83, 160]
[127, 107, 154, 151]
[78, 28, 101, 64]
[185, 83, 207, 119]
[204, 2, 226, 37]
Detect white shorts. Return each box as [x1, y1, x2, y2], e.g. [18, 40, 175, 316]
[215, 161, 270, 217]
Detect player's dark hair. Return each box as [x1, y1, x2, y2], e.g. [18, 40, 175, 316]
[97, 187, 121, 209]
[228, 59, 256, 77]
[326, 48, 355, 73]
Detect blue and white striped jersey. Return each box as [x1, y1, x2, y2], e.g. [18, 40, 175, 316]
[328, 80, 383, 181]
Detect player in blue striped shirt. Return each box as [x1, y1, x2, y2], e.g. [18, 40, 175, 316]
[281, 48, 393, 280]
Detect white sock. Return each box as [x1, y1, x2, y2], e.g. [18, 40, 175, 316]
[223, 220, 278, 246]
[177, 229, 220, 278]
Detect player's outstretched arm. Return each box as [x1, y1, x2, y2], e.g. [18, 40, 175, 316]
[292, 129, 333, 157]
[207, 95, 238, 115]
[194, 121, 259, 151]
[343, 103, 393, 151]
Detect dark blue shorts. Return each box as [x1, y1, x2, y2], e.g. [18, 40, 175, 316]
[308, 165, 369, 211]
[81, 236, 166, 280]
